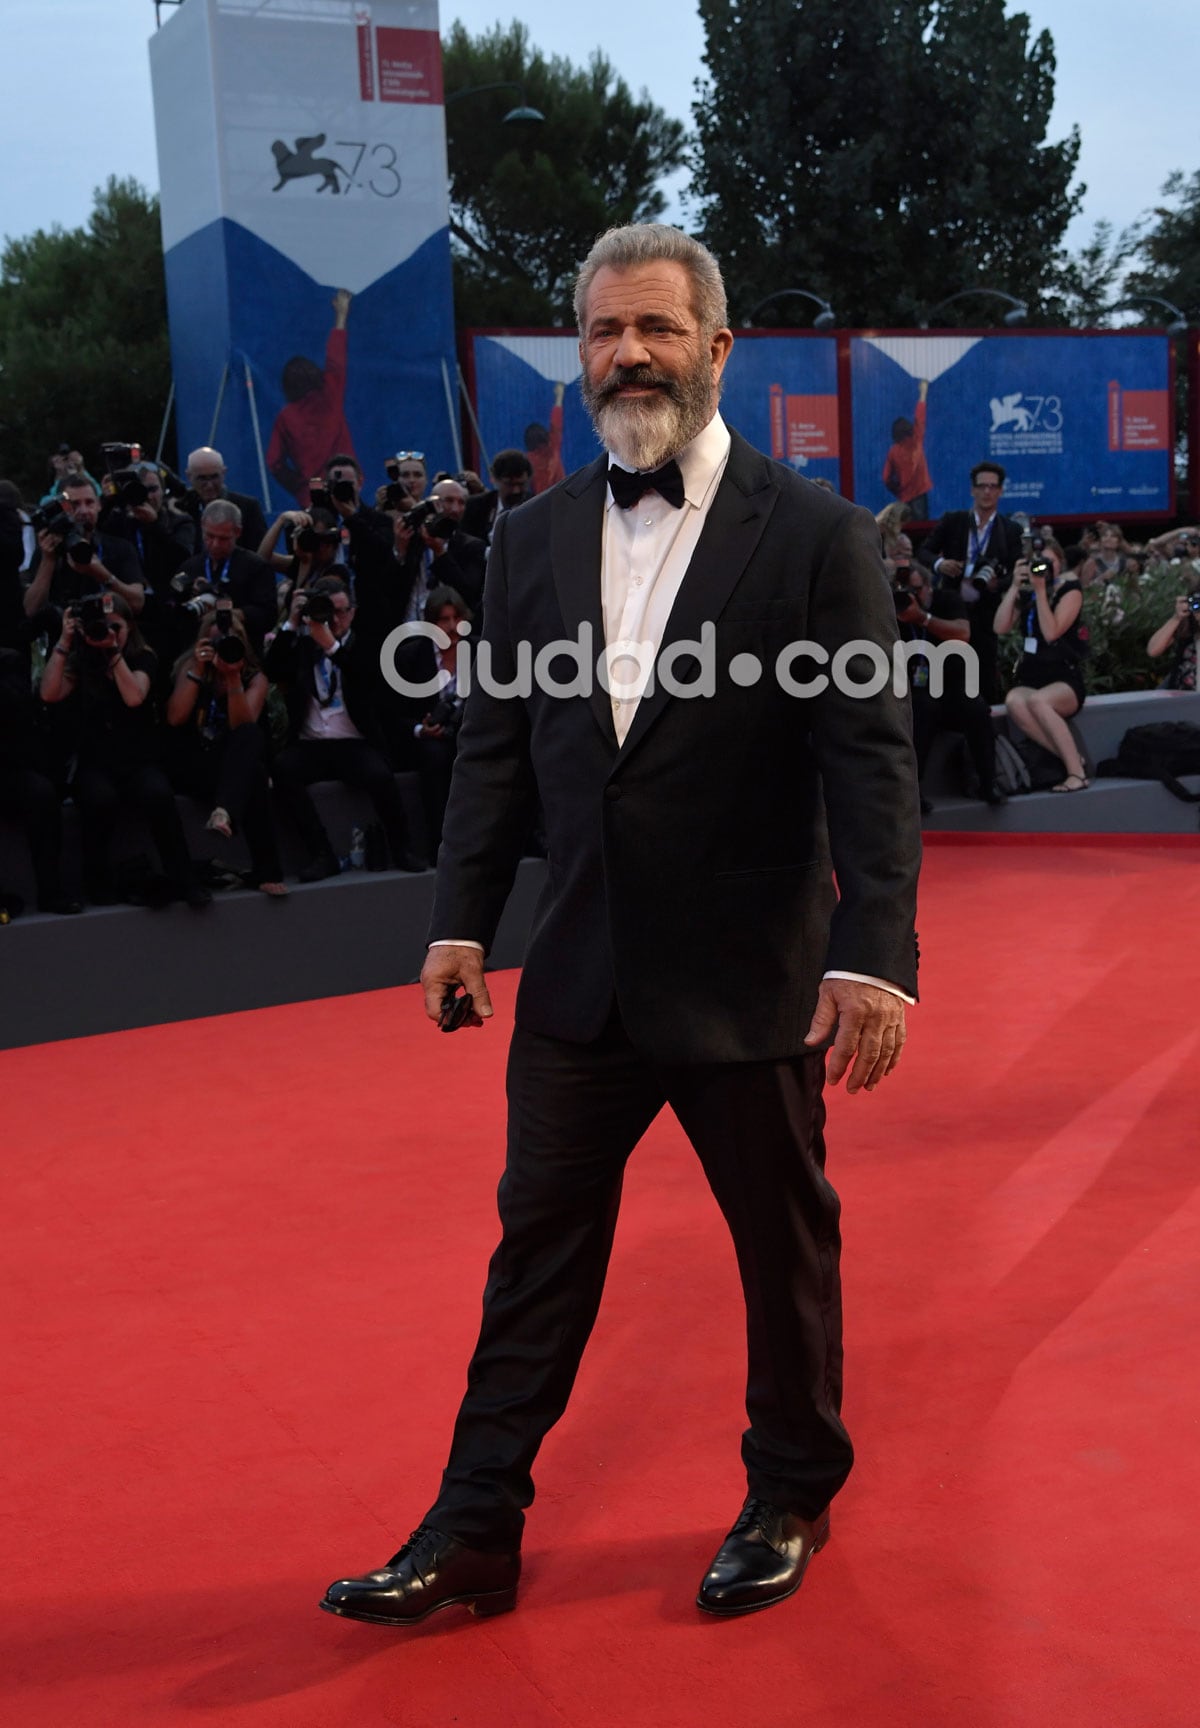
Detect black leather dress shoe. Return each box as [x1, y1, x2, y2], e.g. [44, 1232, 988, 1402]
[320, 1526, 520, 1626]
[696, 1497, 830, 1617]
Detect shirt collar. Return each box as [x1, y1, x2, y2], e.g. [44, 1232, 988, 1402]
[606, 412, 731, 512]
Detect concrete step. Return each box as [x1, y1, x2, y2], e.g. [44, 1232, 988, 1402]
[923, 774, 1200, 834]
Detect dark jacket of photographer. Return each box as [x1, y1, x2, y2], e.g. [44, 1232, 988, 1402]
[54, 643, 163, 769]
[0, 501, 25, 650]
[898, 586, 975, 702]
[104, 505, 196, 591]
[264, 623, 388, 751]
[354, 527, 486, 656]
[173, 548, 278, 648]
[920, 511, 1023, 700]
[43, 533, 144, 613]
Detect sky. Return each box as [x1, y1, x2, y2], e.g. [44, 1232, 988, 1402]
[1, 0, 1196, 265]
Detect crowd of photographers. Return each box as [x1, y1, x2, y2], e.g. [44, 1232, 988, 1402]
[877, 460, 1200, 804]
[0, 439, 540, 916]
[3, 436, 1199, 915]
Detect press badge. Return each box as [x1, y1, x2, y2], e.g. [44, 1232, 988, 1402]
[1024, 637, 1038, 654]
[912, 661, 930, 689]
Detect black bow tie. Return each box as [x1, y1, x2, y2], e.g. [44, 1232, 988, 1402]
[608, 459, 686, 510]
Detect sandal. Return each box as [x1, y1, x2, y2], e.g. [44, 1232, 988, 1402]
[1050, 773, 1089, 793]
[206, 806, 233, 838]
[255, 880, 289, 898]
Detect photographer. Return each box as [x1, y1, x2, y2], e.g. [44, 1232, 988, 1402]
[462, 448, 534, 547]
[351, 488, 472, 657]
[994, 536, 1090, 793]
[21, 478, 146, 638]
[265, 575, 425, 880]
[166, 601, 286, 896]
[892, 552, 1003, 808]
[102, 461, 196, 589]
[309, 453, 392, 579]
[0, 644, 80, 914]
[0, 479, 28, 653]
[921, 461, 1024, 701]
[39, 594, 207, 907]
[393, 585, 472, 856]
[1146, 590, 1200, 690]
[169, 501, 279, 655]
[181, 447, 268, 552]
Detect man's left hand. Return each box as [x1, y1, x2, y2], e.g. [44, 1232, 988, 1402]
[803, 979, 907, 1093]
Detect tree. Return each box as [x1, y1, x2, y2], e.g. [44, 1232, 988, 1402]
[1042, 219, 1143, 327]
[690, 0, 1082, 327]
[1125, 170, 1200, 319]
[443, 22, 687, 326]
[0, 177, 172, 499]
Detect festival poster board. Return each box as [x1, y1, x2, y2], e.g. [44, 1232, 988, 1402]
[464, 331, 841, 492]
[150, 0, 456, 511]
[850, 331, 1174, 521]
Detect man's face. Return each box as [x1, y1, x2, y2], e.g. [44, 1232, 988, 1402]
[62, 486, 100, 532]
[189, 459, 226, 503]
[202, 521, 239, 561]
[328, 592, 355, 640]
[578, 259, 733, 469]
[496, 470, 531, 507]
[140, 474, 164, 515]
[397, 462, 426, 501]
[431, 482, 467, 523]
[905, 569, 931, 609]
[971, 471, 1003, 511]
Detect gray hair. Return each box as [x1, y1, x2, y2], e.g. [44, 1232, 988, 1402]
[201, 498, 242, 529]
[574, 224, 728, 339]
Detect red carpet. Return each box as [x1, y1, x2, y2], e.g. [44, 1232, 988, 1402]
[3, 836, 1198, 1727]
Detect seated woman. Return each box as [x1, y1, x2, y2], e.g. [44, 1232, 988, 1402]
[994, 535, 1091, 793]
[1079, 521, 1135, 587]
[1146, 591, 1199, 690]
[165, 601, 286, 896]
[39, 594, 209, 906]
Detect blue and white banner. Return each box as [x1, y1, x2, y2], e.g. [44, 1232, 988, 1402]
[150, 0, 456, 511]
[466, 331, 841, 491]
[850, 332, 1173, 519]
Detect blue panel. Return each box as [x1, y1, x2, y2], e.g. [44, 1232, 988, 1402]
[164, 217, 457, 511]
[850, 334, 1172, 518]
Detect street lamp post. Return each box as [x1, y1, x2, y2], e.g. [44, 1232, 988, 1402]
[1102, 295, 1189, 337]
[746, 288, 838, 331]
[444, 82, 544, 125]
[919, 289, 1028, 328]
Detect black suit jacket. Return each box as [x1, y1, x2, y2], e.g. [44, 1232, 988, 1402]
[182, 488, 268, 553]
[919, 510, 1024, 579]
[264, 625, 388, 750]
[430, 430, 921, 1065]
[175, 547, 278, 647]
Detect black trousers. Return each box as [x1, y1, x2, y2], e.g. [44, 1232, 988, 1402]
[425, 1011, 850, 1549]
[272, 738, 412, 866]
[0, 762, 66, 905]
[913, 688, 996, 792]
[168, 726, 282, 884]
[73, 759, 195, 898]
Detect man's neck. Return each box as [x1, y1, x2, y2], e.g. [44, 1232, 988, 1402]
[975, 504, 998, 527]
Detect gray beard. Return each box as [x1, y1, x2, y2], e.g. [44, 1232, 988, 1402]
[582, 360, 714, 471]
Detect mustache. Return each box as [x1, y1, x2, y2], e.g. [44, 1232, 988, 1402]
[594, 365, 682, 403]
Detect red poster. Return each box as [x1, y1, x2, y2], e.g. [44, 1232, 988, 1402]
[783, 393, 839, 461]
[1120, 389, 1169, 451]
[1107, 380, 1121, 453]
[769, 383, 785, 461]
[375, 26, 444, 104]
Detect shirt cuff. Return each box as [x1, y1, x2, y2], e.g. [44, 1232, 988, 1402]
[429, 939, 485, 952]
[823, 970, 915, 1006]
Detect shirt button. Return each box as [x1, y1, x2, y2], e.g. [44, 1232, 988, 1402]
[643, 516, 652, 526]
[604, 783, 622, 801]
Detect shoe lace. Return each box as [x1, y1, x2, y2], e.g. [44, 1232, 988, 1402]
[730, 1497, 774, 1538]
[389, 1525, 443, 1570]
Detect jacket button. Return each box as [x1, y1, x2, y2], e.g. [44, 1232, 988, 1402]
[604, 784, 622, 801]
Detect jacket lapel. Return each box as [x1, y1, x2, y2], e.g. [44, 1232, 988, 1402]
[616, 430, 779, 763]
[550, 455, 616, 747]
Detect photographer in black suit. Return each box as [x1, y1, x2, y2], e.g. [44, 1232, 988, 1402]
[182, 447, 268, 553]
[265, 575, 424, 880]
[920, 462, 1024, 702]
[324, 224, 920, 1629]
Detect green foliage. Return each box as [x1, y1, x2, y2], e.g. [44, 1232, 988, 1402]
[0, 178, 172, 499]
[443, 21, 687, 326]
[691, 0, 1082, 326]
[1042, 219, 1144, 327]
[1126, 170, 1200, 320]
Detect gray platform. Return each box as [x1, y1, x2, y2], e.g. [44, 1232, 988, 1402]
[921, 688, 1200, 832]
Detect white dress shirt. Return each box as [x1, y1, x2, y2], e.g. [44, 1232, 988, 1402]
[434, 412, 912, 1005]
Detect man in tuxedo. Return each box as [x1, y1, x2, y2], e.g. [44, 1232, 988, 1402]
[322, 225, 921, 1627]
[919, 462, 1024, 702]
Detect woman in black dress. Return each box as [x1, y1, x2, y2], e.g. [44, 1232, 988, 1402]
[994, 535, 1091, 792]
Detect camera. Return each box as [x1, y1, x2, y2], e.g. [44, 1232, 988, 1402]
[329, 478, 357, 505]
[73, 594, 115, 643]
[183, 589, 217, 619]
[308, 485, 332, 512]
[100, 441, 141, 473]
[403, 498, 455, 540]
[295, 526, 340, 555]
[301, 592, 335, 626]
[107, 466, 151, 511]
[32, 501, 86, 558]
[1187, 591, 1200, 614]
[385, 459, 401, 482]
[66, 536, 97, 568]
[425, 694, 463, 734]
[213, 602, 245, 664]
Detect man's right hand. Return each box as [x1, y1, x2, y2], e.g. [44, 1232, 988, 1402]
[37, 527, 64, 561]
[420, 944, 493, 1028]
[938, 558, 964, 579]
